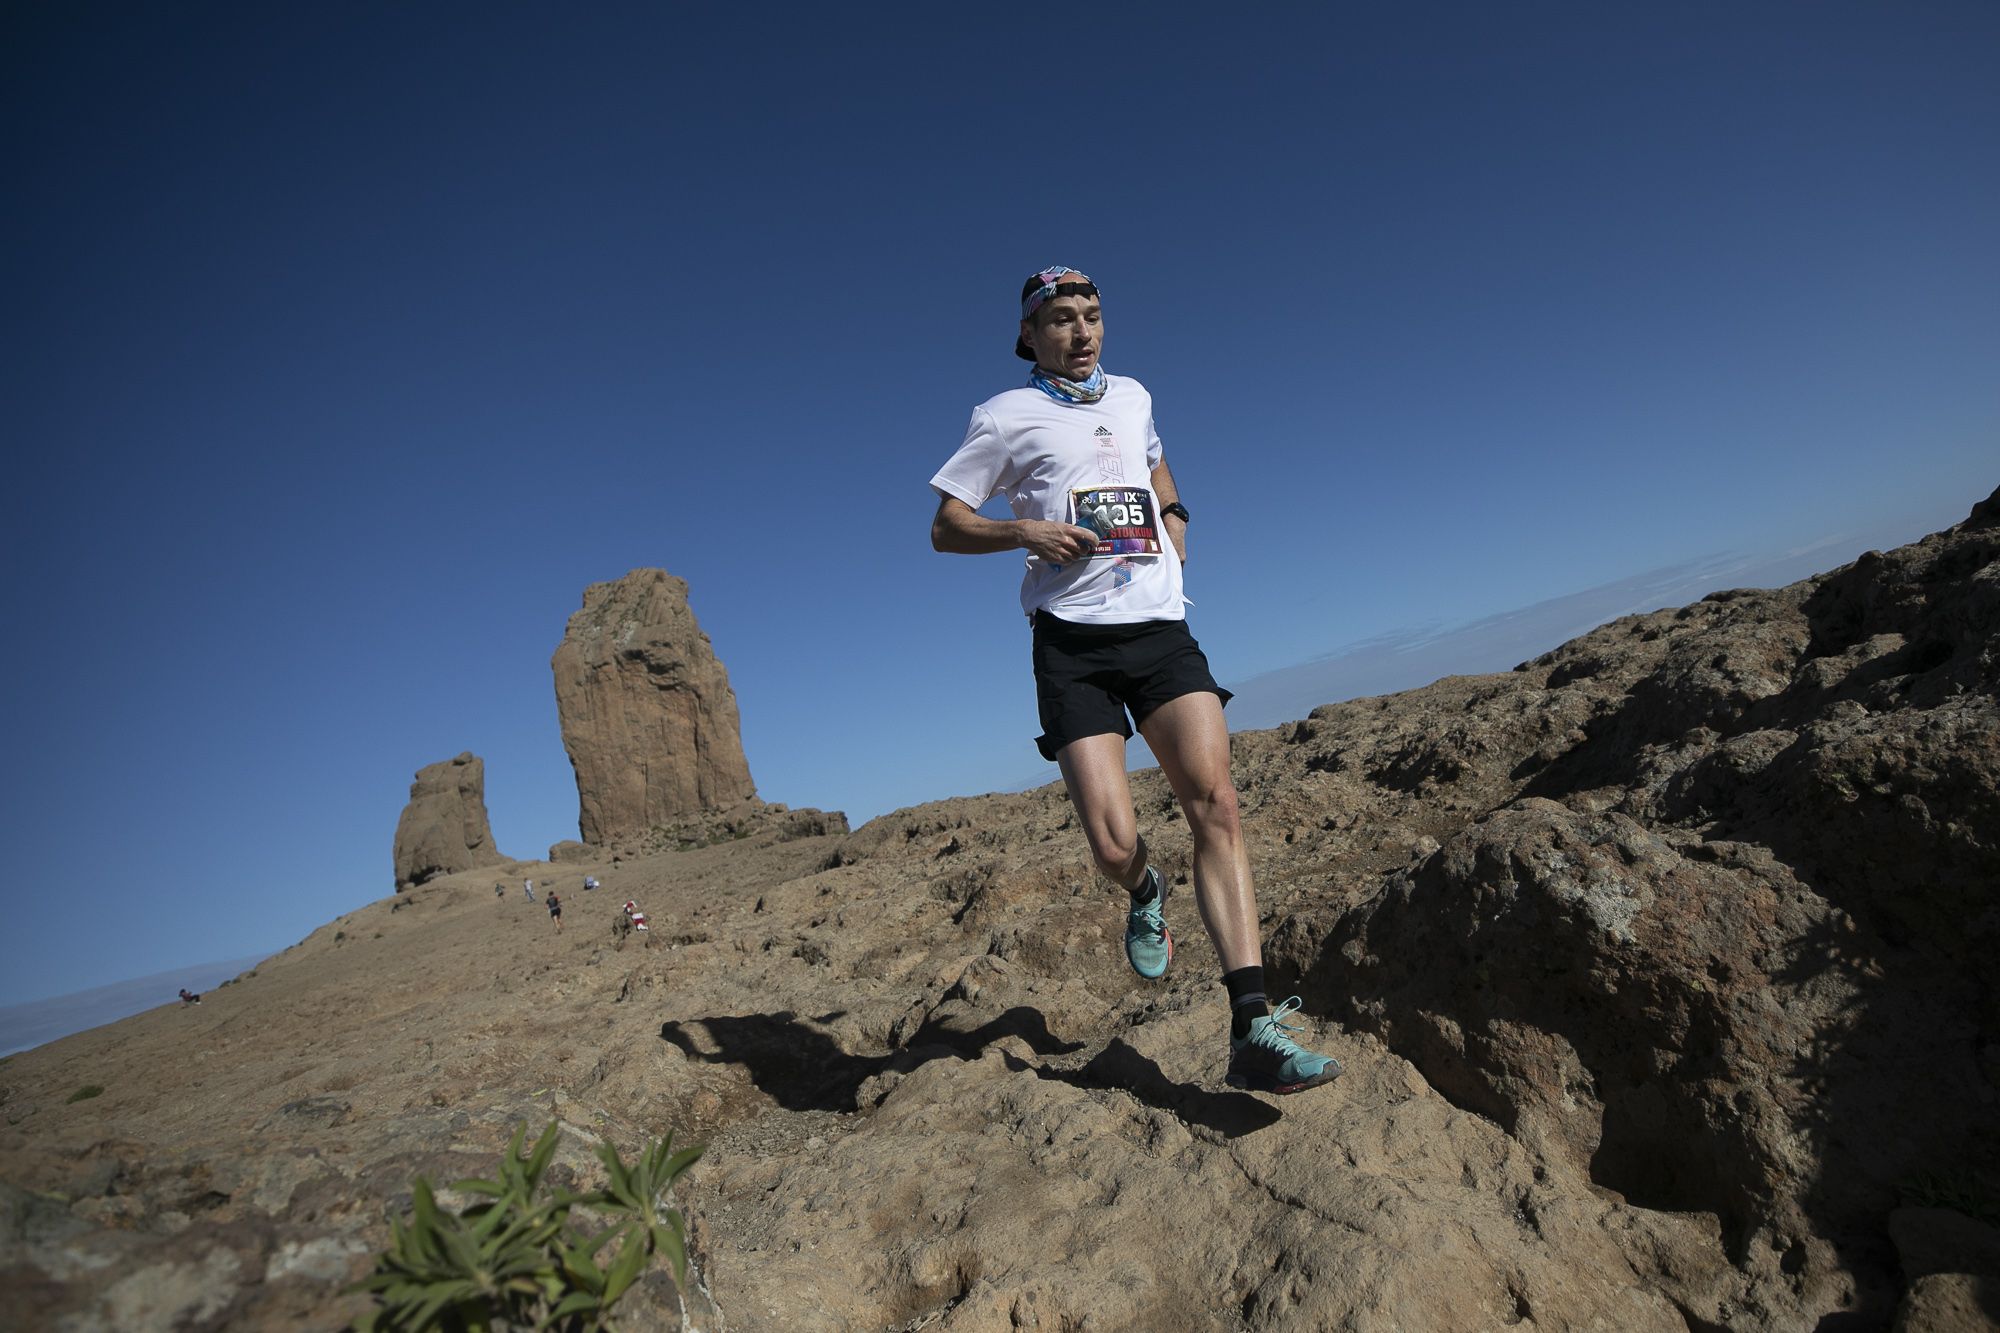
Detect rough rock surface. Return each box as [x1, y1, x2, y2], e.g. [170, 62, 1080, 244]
[390, 752, 506, 890]
[4, 491, 1997, 1331]
[552, 570, 757, 847]
[1259, 486, 2000, 1324]
[1894, 1274, 2000, 1332]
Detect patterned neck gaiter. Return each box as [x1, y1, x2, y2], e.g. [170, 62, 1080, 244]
[1028, 364, 1108, 404]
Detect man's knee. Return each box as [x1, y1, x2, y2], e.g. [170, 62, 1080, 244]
[1085, 824, 1140, 876]
[1180, 779, 1242, 839]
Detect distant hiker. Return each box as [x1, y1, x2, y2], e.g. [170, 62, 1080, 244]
[178, 988, 200, 1005]
[524, 879, 536, 902]
[547, 892, 563, 932]
[614, 900, 651, 949]
[583, 875, 599, 891]
[495, 881, 506, 898]
[926, 264, 1339, 1095]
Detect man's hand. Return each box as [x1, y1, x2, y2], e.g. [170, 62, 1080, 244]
[1162, 512, 1187, 564]
[1018, 519, 1101, 563]
[932, 496, 1098, 560]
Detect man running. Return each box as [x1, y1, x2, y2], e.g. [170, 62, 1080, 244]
[926, 265, 1339, 1095]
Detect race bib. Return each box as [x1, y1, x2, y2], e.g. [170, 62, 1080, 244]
[1070, 487, 1161, 558]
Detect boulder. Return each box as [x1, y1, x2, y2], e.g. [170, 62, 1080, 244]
[551, 570, 757, 847]
[1272, 485, 2000, 1309]
[1893, 1274, 2000, 1332]
[391, 752, 506, 890]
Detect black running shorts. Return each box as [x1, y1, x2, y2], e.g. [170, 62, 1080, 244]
[1031, 611, 1232, 761]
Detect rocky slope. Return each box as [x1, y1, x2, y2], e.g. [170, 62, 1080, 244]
[3, 492, 1997, 1331]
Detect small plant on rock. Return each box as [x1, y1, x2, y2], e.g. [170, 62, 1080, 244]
[351, 1121, 702, 1332]
[66, 1085, 104, 1103]
[1901, 1170, 1999, 1226]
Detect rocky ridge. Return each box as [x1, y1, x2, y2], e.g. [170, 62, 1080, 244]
[2, 491, 1997, 1331]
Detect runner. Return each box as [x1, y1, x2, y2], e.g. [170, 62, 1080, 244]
[547, 891, 563, 932]
[927, 265, 1340, 1095]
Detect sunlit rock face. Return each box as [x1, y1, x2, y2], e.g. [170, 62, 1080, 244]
[551, 569, 756, 847]
[392, 751, 505, 890]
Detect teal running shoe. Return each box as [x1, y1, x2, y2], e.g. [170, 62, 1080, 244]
[1123, 867, 1173, 980]
[1226, 997, 1342, 1094]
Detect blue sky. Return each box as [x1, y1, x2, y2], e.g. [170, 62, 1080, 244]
[2, 1, 1994, 1009]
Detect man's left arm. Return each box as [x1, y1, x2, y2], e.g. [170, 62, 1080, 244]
[1152, 460, 1187, 563]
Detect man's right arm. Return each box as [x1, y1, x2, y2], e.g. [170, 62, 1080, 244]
[931, 495, 1100, 563]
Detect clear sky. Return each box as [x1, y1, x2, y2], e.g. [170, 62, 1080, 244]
[3, 1, 1994, 1008]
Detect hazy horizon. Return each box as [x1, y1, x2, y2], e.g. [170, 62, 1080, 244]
[0, 953, 274, 1059]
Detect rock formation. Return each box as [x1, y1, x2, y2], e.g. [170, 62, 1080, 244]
[551, 570, 757, 847]
[1252, 484, 2000, 1323]
[390, 752, 506, 890]
[5, 490, 1996, 1330]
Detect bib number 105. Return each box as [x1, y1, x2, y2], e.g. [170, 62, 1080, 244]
[1095, 502, 1143, 528]
[1069, 487, 1162, 556]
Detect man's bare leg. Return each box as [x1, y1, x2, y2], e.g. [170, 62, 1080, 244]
[1140, 690, 1341, 1092]
[1056, 732, 1177, 979]
[1137, 691, 1260, 972]
[1055, 732, 1150, 892]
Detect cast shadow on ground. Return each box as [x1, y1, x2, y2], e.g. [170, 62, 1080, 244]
[658, 1007, 1280, 1138]
[1007, 1037, 1282, 1138]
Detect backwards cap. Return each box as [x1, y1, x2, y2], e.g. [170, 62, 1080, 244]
[1015, 265, 1100, 360]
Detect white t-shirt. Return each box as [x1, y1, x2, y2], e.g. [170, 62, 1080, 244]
[931, 374, 1186, 624]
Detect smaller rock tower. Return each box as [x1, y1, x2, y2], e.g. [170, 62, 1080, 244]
[391, 752, 507, 889]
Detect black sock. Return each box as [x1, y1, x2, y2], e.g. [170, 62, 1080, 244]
[1222, 966, 1268, 1039]
[1128, 866, 1158, 905]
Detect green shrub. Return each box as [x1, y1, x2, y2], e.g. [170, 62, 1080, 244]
[351, 1121, 702, 1332]
[66, 1085, 104, 1103]
[1902, 1170, 1999, 1226]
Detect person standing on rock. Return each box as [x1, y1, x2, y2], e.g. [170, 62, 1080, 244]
[927, 265, 1340, 1095]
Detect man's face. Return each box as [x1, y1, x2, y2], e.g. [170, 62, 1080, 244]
[1021, 286, 1103, 380]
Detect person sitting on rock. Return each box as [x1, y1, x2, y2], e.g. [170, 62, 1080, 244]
[583, 875, 599, 891]
[927, 264, 1340, 1096]
[178, 988, 200, 1005]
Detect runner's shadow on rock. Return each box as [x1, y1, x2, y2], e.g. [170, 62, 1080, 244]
[1006, 1038, 1283, 1138]
[659, 1006, 1084, 1114]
